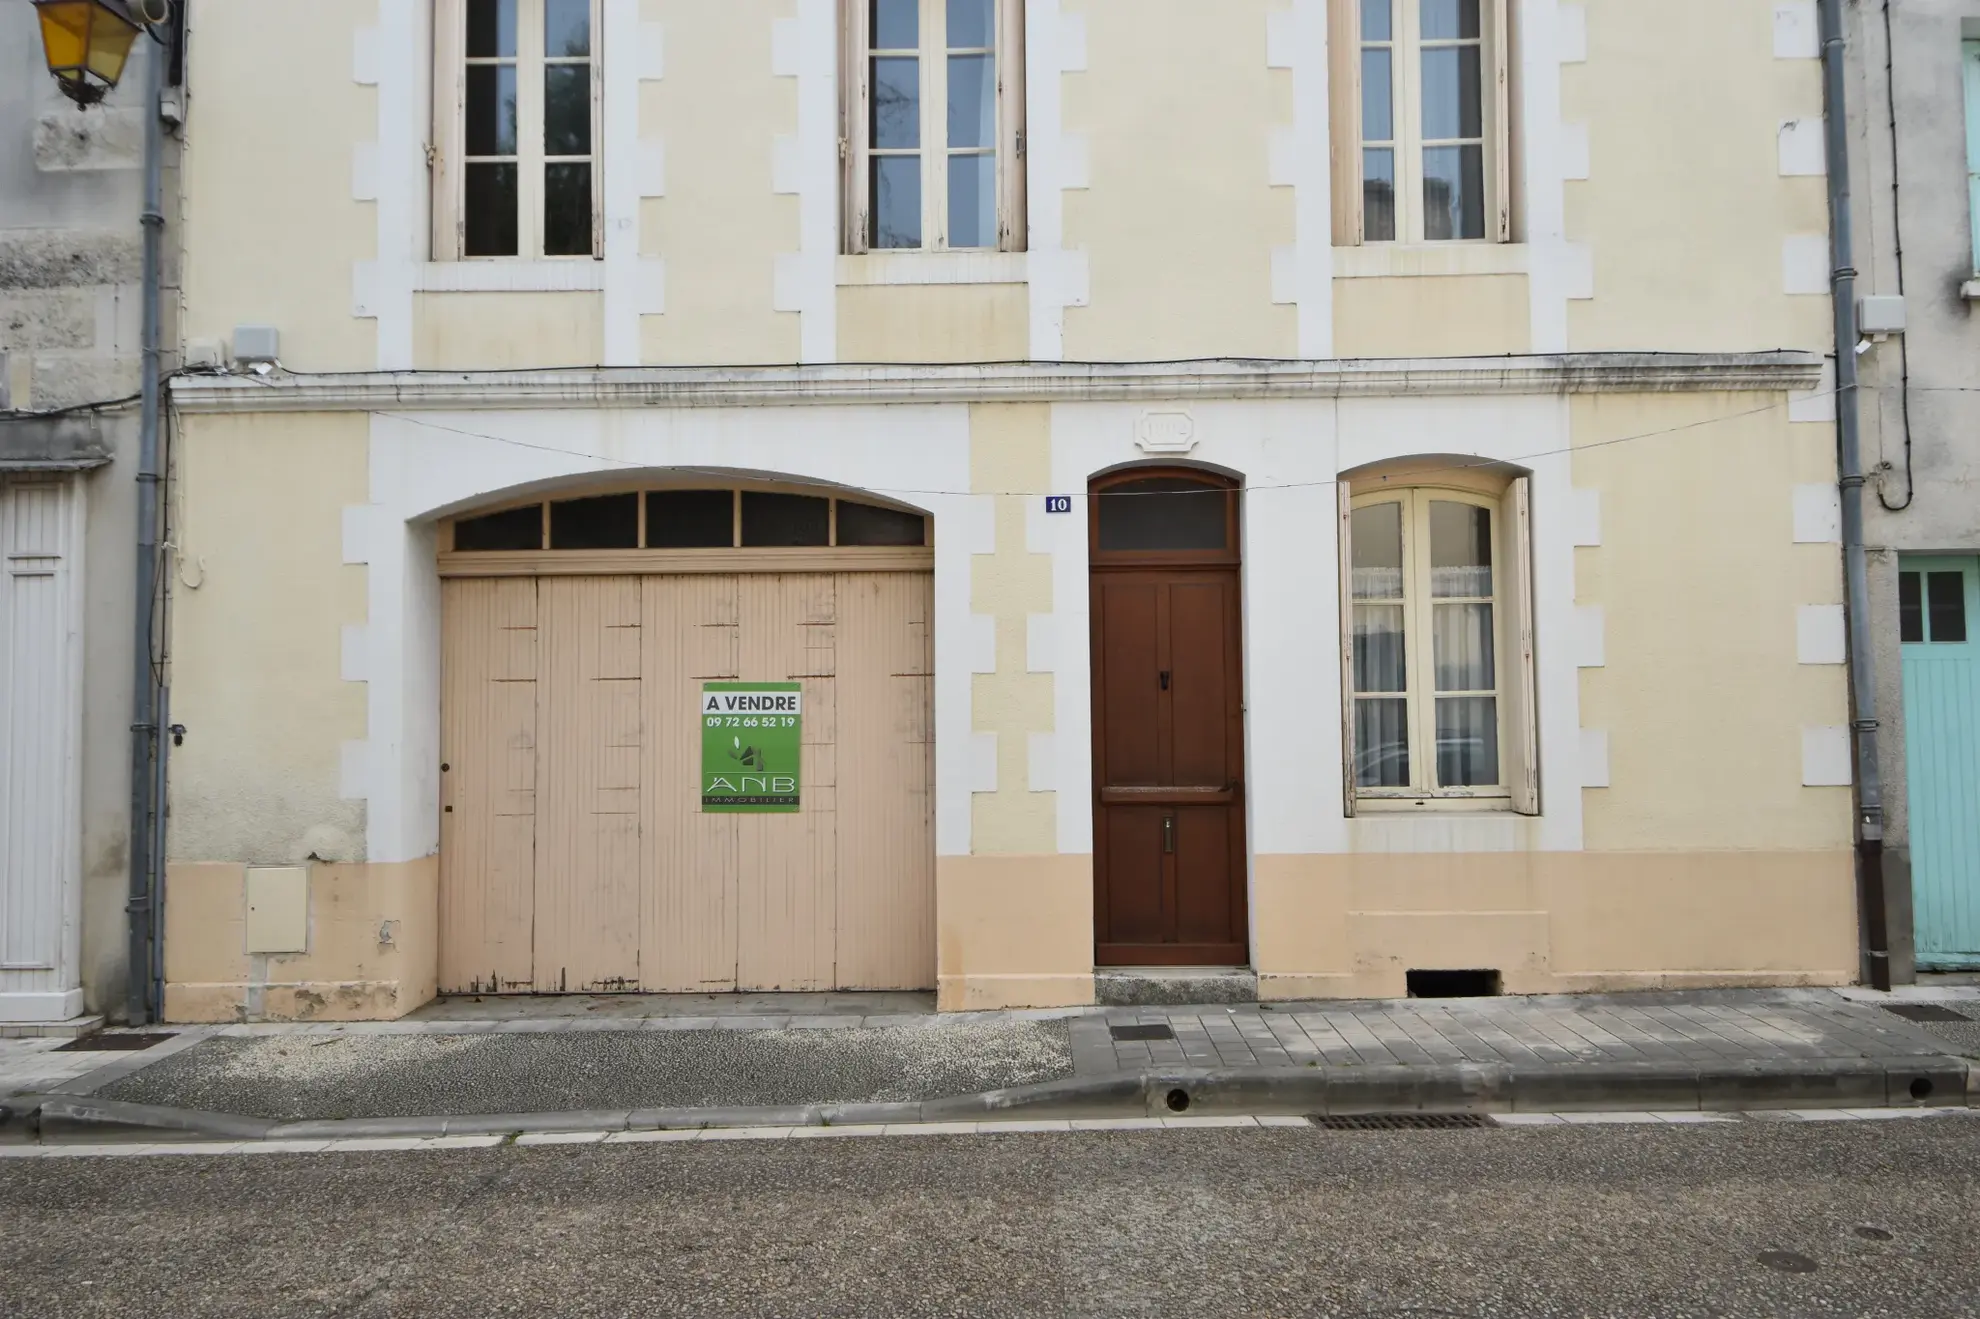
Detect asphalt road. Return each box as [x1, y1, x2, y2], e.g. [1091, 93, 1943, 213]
[3, 1117, 1978, 1318]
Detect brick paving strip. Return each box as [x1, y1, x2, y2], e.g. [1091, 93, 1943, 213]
[1, 988, 1975, 1145]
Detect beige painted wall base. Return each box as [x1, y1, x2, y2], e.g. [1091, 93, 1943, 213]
[937, 855, 1094, 1010]
[1254, 850, 1859, 1000]
[163, 858, 438, 1023]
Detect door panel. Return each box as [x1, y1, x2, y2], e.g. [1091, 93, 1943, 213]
[1097, 581, 1164, 786]
[1905, 556, 1980, 969]
[640, 575, 740, 992]
[534, 577, 643, 992]
[439, 577, 537, 994]
[441, 569, 935, 994]
[1168, 580, 1235, 787]
[1092, 568, 1247, 966]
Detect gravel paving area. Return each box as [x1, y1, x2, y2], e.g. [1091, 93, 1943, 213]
[91, 1021, 1074, 1120]
[4, 1114, 1979, 1316]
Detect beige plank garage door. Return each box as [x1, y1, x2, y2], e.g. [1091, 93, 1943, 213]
[439, 572, 934, 994]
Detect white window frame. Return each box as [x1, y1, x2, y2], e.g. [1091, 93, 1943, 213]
[1330, 0, 1511, 246]
[431, 0, 605, 262]
[1339, 475, 1537, 814]
[842, 0, 1027, 255]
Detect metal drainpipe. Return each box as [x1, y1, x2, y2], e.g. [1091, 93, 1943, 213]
[1819, 0, 1891, 991]
[125, 34, 167, 1025]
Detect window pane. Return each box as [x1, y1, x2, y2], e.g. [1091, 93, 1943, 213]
[948, 0, 994, 47]
[1436, 696, 1499, 786]
[741, 492, 830, 547]
[1422, 45, 1482, 140]
[1433, 603, 1495, 691]
[1095, 478, 1229, 552]
[1356, 698, 1410, 787]
[873, 0, 918, 48]
[466, 64, 518, 156]
[871, 155, 923, 248]
[1900, 571, 1923, 643]
[1361, 0, 1392, 42]
[1429, 500, 1492, 596]
[1351, 502, 1404, 599]
[1362, 149, 1396, 241]
[1361, 48, 1393, 142]
[645, 490, 735, 548]
[871, 56, 920, 148]
[1421, 0, 1480, 40]
[544, 64, 591, 155]
[550, 494, 638, 549]
[464, 163, 519, 256]
[837, 500, 927, 546]
[1424, 144, 1486, 240]
[545, 0, 590, 56]
[1354, 604, 1407, 693]
[948, 54, 996, 147]
[453, 504, 541, 551]
[1927, 571, 1968, 643]
[544, 162, 593, 256]
[467, 0, 517, 58]
[948, 152, 997, 248]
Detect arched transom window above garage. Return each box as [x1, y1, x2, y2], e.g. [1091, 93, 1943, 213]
[440, 481, 931, 575]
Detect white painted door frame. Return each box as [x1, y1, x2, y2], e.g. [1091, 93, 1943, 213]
[0, 475, 87, 1023]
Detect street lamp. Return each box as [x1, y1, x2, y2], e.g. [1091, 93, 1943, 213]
[33, 0, 146, 107]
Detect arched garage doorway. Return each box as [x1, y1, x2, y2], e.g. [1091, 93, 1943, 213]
[436, 478, 934, 994]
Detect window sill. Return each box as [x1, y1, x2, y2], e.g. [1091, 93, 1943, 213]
[836, 251, 1029, 287]
[1961, 278, 1980, 302]
[415, 260, 606, 293]
[1354, 796, 1516, 814]
[1333, 243, 1530, 280]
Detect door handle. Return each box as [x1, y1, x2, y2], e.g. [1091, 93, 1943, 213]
[1163, 814, 1175, 854]
[1159, 670, 1170, 691]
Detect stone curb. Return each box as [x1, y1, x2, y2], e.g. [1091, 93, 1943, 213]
[8, 1055, 1971, 1144]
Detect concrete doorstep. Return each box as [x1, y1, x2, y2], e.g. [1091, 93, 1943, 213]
[3, 1054, 1971, 1147]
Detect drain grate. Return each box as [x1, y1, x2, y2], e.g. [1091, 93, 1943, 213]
[1880, 1003, 1973, 1023]
[1308, 1112, 1494, 1131]
[54, 1032, 177, 1052]
[1110, 1023, 1177, 1042]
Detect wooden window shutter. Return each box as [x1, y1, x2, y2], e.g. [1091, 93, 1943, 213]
[997, 0, 1027, 251]
[1339, 478, 1358, 817]
[842, 0, 871, 254]
[1491, 0, 1511, 243]
[1329, 0, 1362, 246]
[431, 0, 467, 261]
[1503, 476, 1539, 814]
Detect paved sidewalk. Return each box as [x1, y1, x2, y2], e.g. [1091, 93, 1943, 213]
[4, 988, 1974, 1139]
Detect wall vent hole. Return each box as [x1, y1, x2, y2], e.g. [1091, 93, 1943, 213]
[1909, 1077, 1934, 1101]
[1165, 1088, 1191, 1112]
[1406, 969, 1503, 999]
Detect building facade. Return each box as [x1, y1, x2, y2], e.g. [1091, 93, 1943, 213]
[1849, 0, 1980, 978]
[0, 11, 180, 1027]
[161, 0, 1860, 1021]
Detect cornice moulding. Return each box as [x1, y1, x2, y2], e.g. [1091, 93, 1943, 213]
[169, 352, 1826, 414]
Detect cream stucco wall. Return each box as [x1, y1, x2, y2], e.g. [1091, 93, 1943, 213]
[1333, 275, 1531, 359]
[1563, 0, 1831, 352]
[167, 412, 369, 866]
[415, 293, 605, 369]
[641, 0, 800, 365]
[1061, 0, 1297, 359]
[181, 0, 378, 372]
[840, 286, 1031, 364]
[1571, 393, 1851, 852]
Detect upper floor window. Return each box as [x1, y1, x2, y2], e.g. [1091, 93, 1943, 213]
[1331, 0, 1510, 245]
[842, 0, 1027, 253]
[433, 0, 602, 260]
[1340, 470, 1536, 813]
[1964, 40, 1980, 272]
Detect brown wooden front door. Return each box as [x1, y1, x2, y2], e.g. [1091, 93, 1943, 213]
[1089, 471, 1248, 966]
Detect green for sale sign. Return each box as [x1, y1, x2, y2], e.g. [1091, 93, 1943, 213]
[700, 682, 802, 812]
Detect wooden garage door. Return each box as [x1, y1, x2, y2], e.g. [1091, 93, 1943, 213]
[439, 572, 934, 993]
